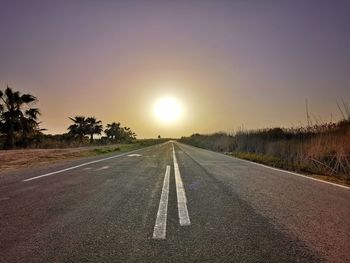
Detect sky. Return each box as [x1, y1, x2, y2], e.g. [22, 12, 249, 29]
[0, 0, 349, 138]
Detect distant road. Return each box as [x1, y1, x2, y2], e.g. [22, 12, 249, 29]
[0, 141, 349, 262]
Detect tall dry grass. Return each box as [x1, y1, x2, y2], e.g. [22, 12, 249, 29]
[180, 119, 350, 180]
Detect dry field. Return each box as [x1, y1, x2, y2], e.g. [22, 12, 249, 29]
[0, 144, 134, 173]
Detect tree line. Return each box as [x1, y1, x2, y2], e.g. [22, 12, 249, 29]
[0, 86, 136, 149]
[67, 116, 136, 144]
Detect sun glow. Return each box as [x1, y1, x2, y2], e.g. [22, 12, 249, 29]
[154, 97, 183, 124]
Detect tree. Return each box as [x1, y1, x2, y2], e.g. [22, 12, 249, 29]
[122, 126, 136, 142]
[67, 116, 104, 144]
[0, 93, 3, 134]
[86, 117, 103, 143]
[67, 116, 88, 143]
[104, 123, 137, 143]
[104, 122, 122, 142]
[21, 108, 41, 147]
[0, 86, 39, 149]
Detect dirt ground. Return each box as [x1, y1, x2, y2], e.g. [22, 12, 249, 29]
[0, 145, 123, 173]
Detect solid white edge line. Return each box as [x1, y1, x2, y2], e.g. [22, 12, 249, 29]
[237, 157, 350, 190]
[23, 142, 169, 182]
[172, 144, 191, 226]
[176, 142, 350, 190]
[152, 165, 171, 239]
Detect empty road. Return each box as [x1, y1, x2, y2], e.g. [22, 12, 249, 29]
[0, 141, 349, 262]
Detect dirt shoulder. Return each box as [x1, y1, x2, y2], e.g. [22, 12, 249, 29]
[0, 144, 142, 174]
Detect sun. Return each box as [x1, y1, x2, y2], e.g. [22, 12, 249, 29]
[154, 97, 183, 124]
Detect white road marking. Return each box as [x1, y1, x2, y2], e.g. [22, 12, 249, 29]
[83, 167, 92, 170]
[228, 155, 350, 190]
[172, 144, 191, 226]
[0, 197, 10, 201]
[23, 147, 152, 182]
[95, 166, 109, 171]
[178, 142, 350, 190]
[153, 165, 171, 239]
[127, 154, 142, 157]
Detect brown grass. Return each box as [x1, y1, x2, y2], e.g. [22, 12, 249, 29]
[0, 144, 139, 173]
[180, 119, 350, 184]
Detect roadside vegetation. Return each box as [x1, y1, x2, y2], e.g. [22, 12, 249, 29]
[180, 104, 350, 185]
[0, 86, 147, 150]
[0, 86, 168, 172]
[0, 140, 167, 172]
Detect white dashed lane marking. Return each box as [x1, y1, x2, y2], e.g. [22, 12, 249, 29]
[172, 143, 191, 226]
[153, 165, 171, 239]
[95, 166, 109, 171]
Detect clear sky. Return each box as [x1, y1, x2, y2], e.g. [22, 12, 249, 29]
[0, 0, 349, 138]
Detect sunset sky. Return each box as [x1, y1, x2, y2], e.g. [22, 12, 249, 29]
[0, 0, 349, 138]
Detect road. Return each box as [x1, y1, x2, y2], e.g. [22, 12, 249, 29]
[0, 141, 349, 262]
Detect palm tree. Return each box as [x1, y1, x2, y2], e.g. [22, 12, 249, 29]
[122, 126, 137, 142]
[21, 108, 41, 147]
[104, 122, 137, 143]
[104, 122, 122, 142]
[67, 116, 88, 143]
[86, 117, 103, 143]
[0, 98, 4, 134]
[0, 86, 38, 149]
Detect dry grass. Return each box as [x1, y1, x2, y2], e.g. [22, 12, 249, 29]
[0, 138, 168, 173]
[231, 152, 349, 186]
[180, 119, 350, 185]
[0, 143, 141, 173]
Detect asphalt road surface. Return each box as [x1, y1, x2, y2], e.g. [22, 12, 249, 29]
[0, 141, 349, 262]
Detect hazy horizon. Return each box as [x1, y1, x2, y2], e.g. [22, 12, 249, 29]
[1, 0, 349, 138]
